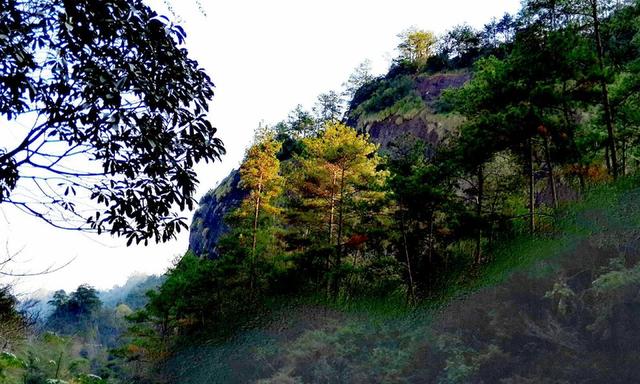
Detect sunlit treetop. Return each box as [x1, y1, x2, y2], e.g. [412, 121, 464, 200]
[396, 27, 437, 63]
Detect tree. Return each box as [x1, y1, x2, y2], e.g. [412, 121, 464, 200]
[588, 0, 630, 179]
[237, 131, 283, 291]
[443, 56, 519, 244]
[397, 28, 437, 63]
[47, 290, 69, 309]
[291, 122, 387, 296]
[342, 60, 375, 102]
[313, 91, 344, 124]
[46, 284, 102, 335]
[445, 12, 595, 235]
[611, 69, 640, 175]
[530, 0, 636, 178]
[0, 0, 225, 245]
[285, 105, 317, 139]
[272, 106, 316, 162]
[68, 285, 101, 316]
[0, 286, 27, 351]
[386, 138, 460, 298]
[440, 24, 481, 67]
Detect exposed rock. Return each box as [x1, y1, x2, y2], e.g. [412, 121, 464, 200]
[367, 110, 464, 150]
[360, 71, 469, 150]
[415, 72, 470, 105]
[188, 169, 246, 258]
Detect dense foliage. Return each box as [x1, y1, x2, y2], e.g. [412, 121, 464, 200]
[0, 281, 159, 383]
[0, 0, 224, 244]
[2, 0, 640, 382]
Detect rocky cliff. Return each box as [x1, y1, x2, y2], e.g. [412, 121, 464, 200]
[188, 169, 246, 258]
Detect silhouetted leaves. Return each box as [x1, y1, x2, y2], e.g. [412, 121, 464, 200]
[0, 0, 225, 243]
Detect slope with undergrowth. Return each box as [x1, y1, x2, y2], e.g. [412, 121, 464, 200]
[162, 177, 640, 383]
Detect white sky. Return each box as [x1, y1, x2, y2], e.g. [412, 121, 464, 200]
[0, 0, 521, 295]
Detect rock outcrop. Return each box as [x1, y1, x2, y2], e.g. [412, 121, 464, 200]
[188, 170, 246, 258]
[188, 71, 470, 258]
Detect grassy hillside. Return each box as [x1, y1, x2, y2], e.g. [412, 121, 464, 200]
[162, 176, 640, 383]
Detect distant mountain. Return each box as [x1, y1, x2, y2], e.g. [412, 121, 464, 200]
[20, 289, 55, 321]
[99, 274, 164, 310]
[21, 273, 164, 322]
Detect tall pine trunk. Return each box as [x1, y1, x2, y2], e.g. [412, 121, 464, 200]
[427, 214, 435, 290]
[332, 167, 347, 298]
[591, 0, 619, 179]
[428, 215, 434, 265]
[475, 164, 484, 264]
[329, 171, 337, 244]
[250, 181, 262, 293]
[529, 138, 536, 234]
[400, 209, 415, 304]
[621, 139, 627, 176]
[326, 171, 337, 294]
[544, 135, 559, 209]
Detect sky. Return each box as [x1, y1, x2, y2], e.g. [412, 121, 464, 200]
[0, 0, 521, 296]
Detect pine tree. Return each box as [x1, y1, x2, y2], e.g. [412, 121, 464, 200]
[238, 132, 283, 292]
[290, 122, 387, 297]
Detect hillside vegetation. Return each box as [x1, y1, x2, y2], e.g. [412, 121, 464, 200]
[1, 0, 640, 383]
[162, 177, 640, 383]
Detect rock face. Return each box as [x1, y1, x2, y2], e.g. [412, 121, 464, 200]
[361, 72, 470, 150]
[366, 110, 464, 150]
[415, 72, 470, 105]
[188, 72, 470, 258]
[188, 170, 246, 258]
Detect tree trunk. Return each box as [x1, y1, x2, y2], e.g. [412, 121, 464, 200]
[329, 171, 337, 244]
[562, 83, 573, 128]
[592, 0, 619, 179]
[621, 138, 627, 176]
[250, 181, 262, 293]
[251, 192, 261, 255]
[336, 167, 346, 254]
[544, 135, 559, 209]
[475, 164, 484, 264]
[529, 138, 536, 234]
[55, 352, 63, 379]
[427, 215, 435, 290]
[332, 166, 347, 298]
[428, 215, 434, 265]
[400, 209, 415, 304]
[326, 171, 337, 291]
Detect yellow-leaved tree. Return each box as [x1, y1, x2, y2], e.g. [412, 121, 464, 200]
[290, 122, 388, 296]
[397, 27, 437, 63]
[238, 131, 283, 291]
